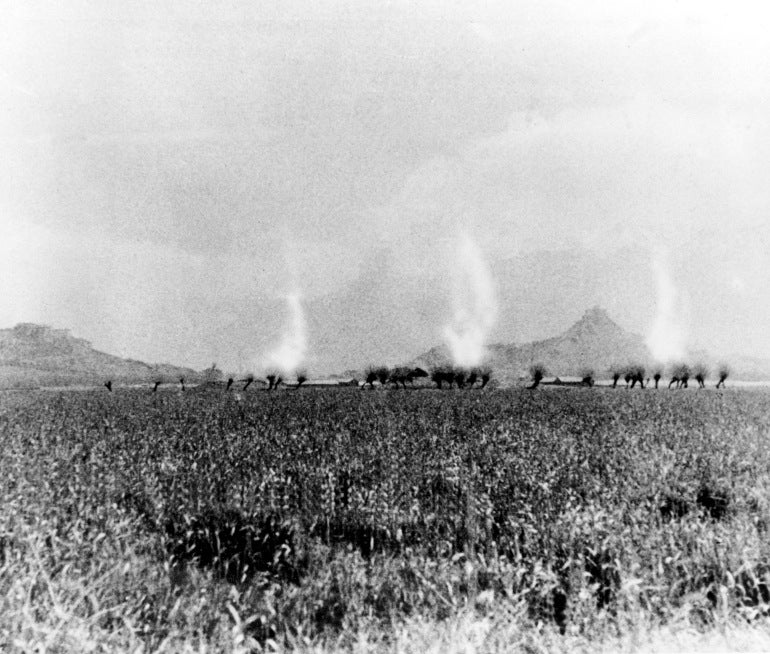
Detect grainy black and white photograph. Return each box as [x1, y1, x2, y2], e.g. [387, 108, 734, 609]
[3, 1, 770, 652]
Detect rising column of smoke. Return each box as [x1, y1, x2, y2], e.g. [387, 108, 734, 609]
[263, 292, 307, 378]
[646, 248, 686, 364]
[443, 231, 498, 368]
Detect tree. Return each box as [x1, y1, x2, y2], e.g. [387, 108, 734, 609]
[389, 366, 411, 389]
[669, 363, 690, 389]
[480, 368, 492, 389]
[529, 363, 546, 389]
[581, 368, 595, 387]
[652, 368, 663, 389]
[628, 364, 645, 389]
[453, 367, 467, 389]
[693, 364, 708, 389]
[266, 373, 282, 390]
[430, 365, 452, 389]
[104, 380, 112, 392]
[225, 378, 234, 391]
[296, 370, 308, 389]
[407, 367, 429, 386]
[242, 375, 254, 391]
[716, 365, 729, 389]
[610, 368, 622, 388]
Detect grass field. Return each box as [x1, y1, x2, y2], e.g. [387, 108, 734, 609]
[3, 386, 770, 652]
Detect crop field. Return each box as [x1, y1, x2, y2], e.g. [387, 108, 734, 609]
[3, 387, 770, 652]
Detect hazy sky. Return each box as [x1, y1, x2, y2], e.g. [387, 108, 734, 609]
[2, 1, 769, 373]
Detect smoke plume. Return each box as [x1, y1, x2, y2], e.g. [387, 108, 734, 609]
[264, 292, 307, 376]
[443, 232, 498, 368]
[646, 249, 686, 364]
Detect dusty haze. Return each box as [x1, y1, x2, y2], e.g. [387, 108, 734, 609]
[2, 1, 769, 374]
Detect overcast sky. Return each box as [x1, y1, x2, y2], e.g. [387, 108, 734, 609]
[2, 1, 769, 373]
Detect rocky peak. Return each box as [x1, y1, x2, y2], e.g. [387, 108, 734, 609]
[563, 306, 625, 341]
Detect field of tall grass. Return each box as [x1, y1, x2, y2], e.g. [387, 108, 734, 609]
[3, 387, 770, 652]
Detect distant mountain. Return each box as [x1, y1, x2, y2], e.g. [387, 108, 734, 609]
[0, 323, 203, 389]
[406, 307, 770, 385]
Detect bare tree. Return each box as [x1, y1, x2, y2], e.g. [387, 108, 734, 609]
[480, 367, 492, 389]
[104, 380, 112, 392]
[389, 366, 411, 389]
[693, 364, 708, 389]
[669, 363, 690, 389]
[716, 365, 729, 389]
[179, 377, 185, 391]
[242, 375, 254, 391]
[431, 365, 454, 389]
[376, 366, 390, 387]
[225, 378, 234, 391]
[453, 367, 467, 389]
[529, 363, 546, 390]
[407, 367, 429, 386]
[364, 367, 378, 389]
[466, 368, 479, 388]
[652, 368, 663, 389]
[296, 370, 308, 389]
[610, 367, 622, 388]
[628, 364, 645, 389]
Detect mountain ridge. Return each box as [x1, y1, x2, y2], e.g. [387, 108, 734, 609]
[407, 306, 770, 384]
[0, 323, 203, 389]
[3, 309, 770, 389]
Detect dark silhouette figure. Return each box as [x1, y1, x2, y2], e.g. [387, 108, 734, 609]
[153, 381, 162, 392]
[104, 380, 112, 392]
[695, 373, 706, 388]
[179, 377, 185, 391]
[226, 378, 234, 391]
[653, 372, 662, 389]
[296, 373, 307, 389]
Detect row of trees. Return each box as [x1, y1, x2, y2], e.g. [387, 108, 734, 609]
[363, 365, 492, 389]
[527, 362, 730, 390]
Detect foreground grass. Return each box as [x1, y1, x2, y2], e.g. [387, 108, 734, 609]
[3, 387, 770, 651]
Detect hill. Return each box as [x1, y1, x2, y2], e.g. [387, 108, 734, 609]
[0, 323, 202, 389]
[408, 307, 770, 385]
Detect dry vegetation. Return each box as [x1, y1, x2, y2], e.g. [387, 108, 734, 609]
[3, 387, 770, 651]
